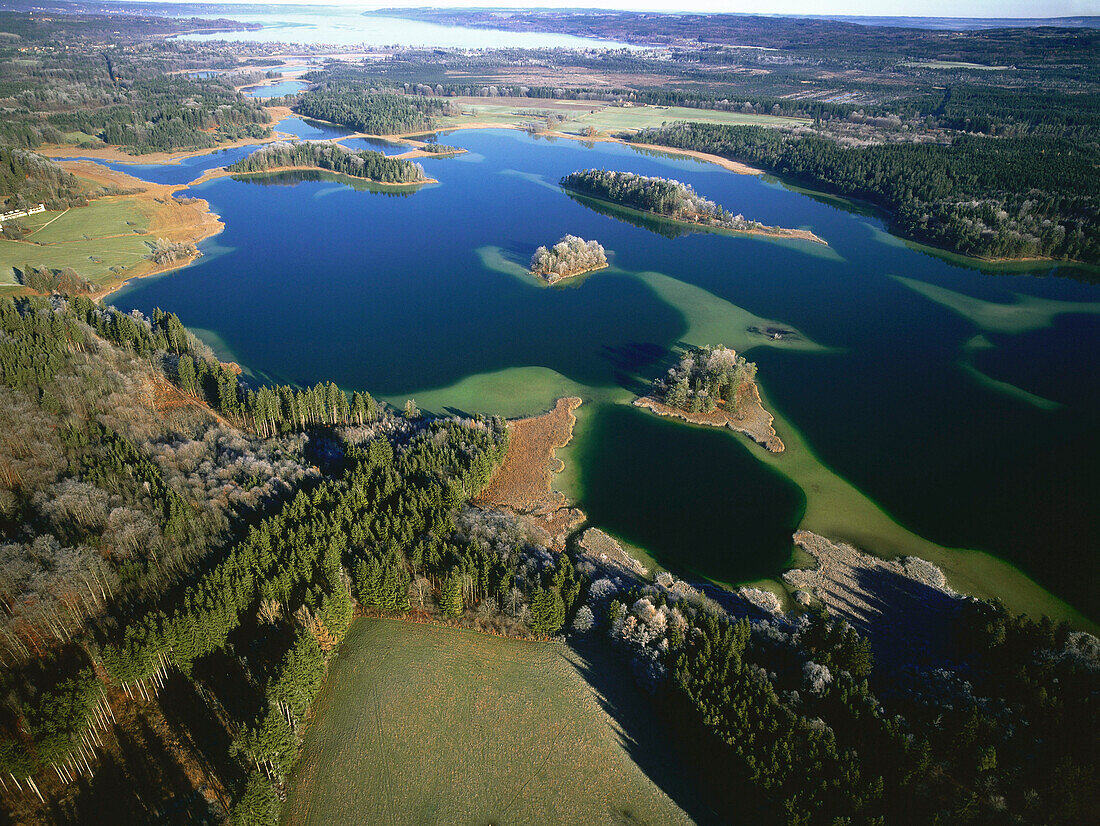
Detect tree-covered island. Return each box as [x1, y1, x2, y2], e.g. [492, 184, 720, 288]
[226, 140, 430, 185]
[561, 169, 826, 245]
[636, 344, 784, 452]
[529, 235, 609, 284]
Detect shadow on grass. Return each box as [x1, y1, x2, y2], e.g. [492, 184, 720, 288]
[566, 635, 725, 826]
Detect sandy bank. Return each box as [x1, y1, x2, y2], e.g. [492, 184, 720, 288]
[531, 262, 609, 284]
[634, 381, 784, 453]
[54, 160, 224, 299]
[187, 164, 437, 188]
[626, 141, 762, 175]
[476, 397, 585, 548]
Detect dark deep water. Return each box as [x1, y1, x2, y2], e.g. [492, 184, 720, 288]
[110, 125, 1100, 617]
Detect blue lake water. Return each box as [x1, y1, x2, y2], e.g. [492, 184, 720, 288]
[242, 80, 308, 98]
[174, 7, 636, 49]
[109, 128, 1100, 619]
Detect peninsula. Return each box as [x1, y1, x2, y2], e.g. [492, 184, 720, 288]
[635, 344, 784, 452]
[561, 169, 826, 245]
[529, 235, 608, 283]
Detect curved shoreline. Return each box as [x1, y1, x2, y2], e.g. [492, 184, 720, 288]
[531, 261, 609, 284]
[476, 397, 586, 548]
[634, 381, 784, 453]
[562, 185, 828, 246]
[187, 164, 437, 188]
[47, 160, 226, 301]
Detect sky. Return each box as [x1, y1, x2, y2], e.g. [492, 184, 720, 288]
[151, 0, 1100, 18]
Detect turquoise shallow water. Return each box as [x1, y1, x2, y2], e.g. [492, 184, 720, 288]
[109, 126, 1100, 618]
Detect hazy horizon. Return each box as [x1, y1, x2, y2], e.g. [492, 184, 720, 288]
[104, 1, 1100, 22]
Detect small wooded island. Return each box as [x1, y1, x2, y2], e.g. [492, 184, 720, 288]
[636, 344, 784, 452]
[561, 169, 826, 245]
[226, 140, 430, 185]
[529, 235, 608, 283]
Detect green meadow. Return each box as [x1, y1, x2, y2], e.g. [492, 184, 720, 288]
[284, 619, 697, 826]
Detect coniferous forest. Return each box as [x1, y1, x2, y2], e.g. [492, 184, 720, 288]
[0, 4, 1098, 826]
[227, 141, 428, 184]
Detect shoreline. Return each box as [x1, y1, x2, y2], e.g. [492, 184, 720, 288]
[187, 164, 437, 188]
[531, 261, 609, 284]
[476, 397, 586, 549]
[47, 160, 225, 301]
[562, 185, 828, 246]
[634, 381, 784, 453]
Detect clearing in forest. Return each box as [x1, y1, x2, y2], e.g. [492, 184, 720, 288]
[283, 618, 697, 826]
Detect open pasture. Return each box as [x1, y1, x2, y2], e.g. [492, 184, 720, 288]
[0, 198, 155, 291]
[284, 618, 698, 826]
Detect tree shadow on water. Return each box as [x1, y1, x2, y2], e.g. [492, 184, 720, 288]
[599, 341, 668, 396]
[566, 636, 726, 826]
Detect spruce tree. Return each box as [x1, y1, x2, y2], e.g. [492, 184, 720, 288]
[439, 572, 463, 617]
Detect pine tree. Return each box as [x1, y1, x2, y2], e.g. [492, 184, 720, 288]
[528, 587, 565, 637]
[439, 572, 463, 617]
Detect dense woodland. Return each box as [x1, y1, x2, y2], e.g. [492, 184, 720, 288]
[529, 235, 607, 283]
[293, 85, 447, 135]
[652, 345, 758, 415]
[227, 141, 427, 185]
[1, 149, 90, 212]
[562, 169, 767, 233]
[47, 76, 272, 155]
[0, 294, 611, 824]
[600, 585, 1100, 825]
[629, 124, 1100, 263]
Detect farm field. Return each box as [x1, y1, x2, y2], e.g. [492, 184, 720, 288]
[0, 198, 154, 292]
[432, 99, 808, 136]
[0, 162, 222, 295]
[284, 618, 701, 826]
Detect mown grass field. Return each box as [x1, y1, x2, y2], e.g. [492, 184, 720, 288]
[0, 197, 155, 292]
[433, 100, 806, 136]
[284, 618, 699, 826]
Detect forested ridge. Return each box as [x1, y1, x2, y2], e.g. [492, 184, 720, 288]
[562, 169, 771, 233]
[293, 85, 448, 135]
[46, 76, 272, 155]
[227, 141, 427, 185]
[628, 123, 1100, 263]
[1, 149, 88, 213]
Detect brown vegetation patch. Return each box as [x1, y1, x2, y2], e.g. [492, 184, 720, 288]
[634, 381, 784, 452]
[476, 397, 585, 548]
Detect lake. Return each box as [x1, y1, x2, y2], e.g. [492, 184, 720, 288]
[174, 6, 636, 49]
[109, 122, 1100, 625]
